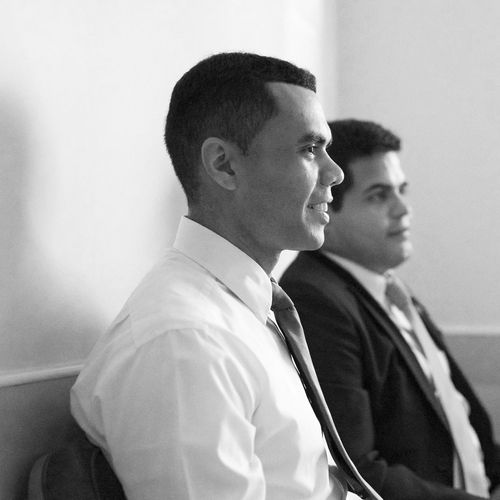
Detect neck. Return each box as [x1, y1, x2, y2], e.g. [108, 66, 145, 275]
[188, 209, 279, 276]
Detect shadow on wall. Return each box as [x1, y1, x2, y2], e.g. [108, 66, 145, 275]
[0, 94, 102, 373]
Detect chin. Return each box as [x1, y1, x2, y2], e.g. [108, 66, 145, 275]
[293, 233, 324, 251]
[392, 253, 411, 269]
[402, 243, 413, 260]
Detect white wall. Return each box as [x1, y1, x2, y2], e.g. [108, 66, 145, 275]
[0, 0, 337, 380]
[334, 0, 500, 334]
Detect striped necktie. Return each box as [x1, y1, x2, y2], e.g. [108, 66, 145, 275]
[271, 278, 383, 500]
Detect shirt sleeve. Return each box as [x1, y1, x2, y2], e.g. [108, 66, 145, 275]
[95, 327, 266, 500]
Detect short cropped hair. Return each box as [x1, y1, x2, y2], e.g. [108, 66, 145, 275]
[327, 119, 401, 211]
[164, 52, 316, 202]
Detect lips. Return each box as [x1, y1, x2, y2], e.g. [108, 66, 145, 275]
[388, 227, 410, 237]
[307, 202, 328, 212]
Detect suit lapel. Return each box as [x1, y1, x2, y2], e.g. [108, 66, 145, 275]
[309, 251, 450, 430]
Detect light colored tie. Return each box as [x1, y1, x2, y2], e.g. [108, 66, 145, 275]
[385, 274, 490, 497]
[271, 279, 383, 500]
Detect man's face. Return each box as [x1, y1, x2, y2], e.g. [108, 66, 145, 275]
[232, 82, 343, 263]
[324, 151, 412, 274]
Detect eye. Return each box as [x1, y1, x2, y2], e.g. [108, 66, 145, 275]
[367, 191, 388, 202]
[304, 144, 318, 155]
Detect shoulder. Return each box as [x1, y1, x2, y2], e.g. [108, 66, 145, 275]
[280, 251, 326, 283]
[108, 249, 257, 349]
[74, 249, 269, 396]
[281, 253, 385, 345]
[280, 252, 355, 309]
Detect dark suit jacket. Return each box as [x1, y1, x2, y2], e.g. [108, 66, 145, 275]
[280, 251, 500, 500]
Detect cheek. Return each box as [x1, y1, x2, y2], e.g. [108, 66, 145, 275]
[271, 179, 312, 213]
[274, 157, 314, 192]
[351, 216, 387, 248]
[349, 209, 381, 232]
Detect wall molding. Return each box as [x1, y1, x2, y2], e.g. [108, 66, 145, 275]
[0, 362, 83, 389]
[443, 325, 500, 336]
[0, 325, 499, 389]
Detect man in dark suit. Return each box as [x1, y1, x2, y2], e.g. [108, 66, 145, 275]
[280, 119, 500, 500]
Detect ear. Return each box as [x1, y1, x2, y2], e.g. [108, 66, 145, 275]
[200, 137, 238, 191]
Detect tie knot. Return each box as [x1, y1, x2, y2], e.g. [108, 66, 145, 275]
[270, 279, 295, 312]
[385, 274, 412, 312]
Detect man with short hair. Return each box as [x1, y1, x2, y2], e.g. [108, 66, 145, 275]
[280, 118, 500, 500]
[70, 53, 363, 499]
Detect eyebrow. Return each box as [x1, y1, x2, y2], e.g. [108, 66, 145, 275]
[363, 180, 408, 194]
[298, 133, 332, 147]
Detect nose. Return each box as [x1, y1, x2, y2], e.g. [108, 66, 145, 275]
[320, 154, 344, 187]
[392, 192, 412, 218]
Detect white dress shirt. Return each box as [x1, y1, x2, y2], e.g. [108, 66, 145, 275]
[71, 217, 346, 500]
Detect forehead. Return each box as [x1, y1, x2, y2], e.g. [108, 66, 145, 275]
[264, 82, 331, 142]
[349, 152, 405, 191]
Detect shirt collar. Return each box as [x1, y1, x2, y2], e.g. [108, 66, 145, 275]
[173, 217, 272, 324]
[321, 251, 388, 308]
